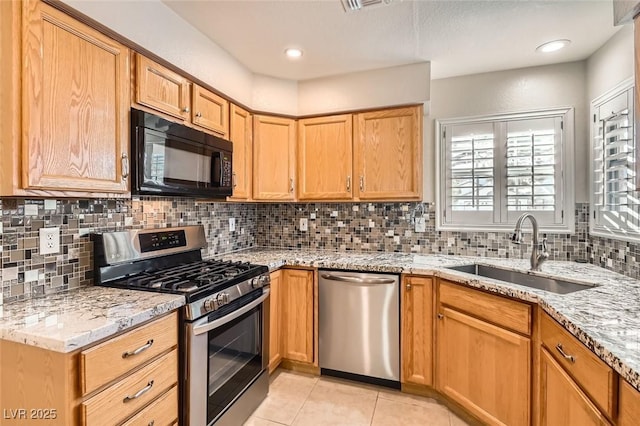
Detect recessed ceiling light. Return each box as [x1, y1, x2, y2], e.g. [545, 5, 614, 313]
[536, 39, 571, 53]
[285, 48, 303, 59]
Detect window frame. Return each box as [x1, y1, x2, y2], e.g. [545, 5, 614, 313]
[589, 77, 638, 243]
[436, 107, 575, 233]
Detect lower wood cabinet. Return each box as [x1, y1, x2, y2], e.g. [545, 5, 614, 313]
[0, 312, 179, 426]
[619, 378, 640, 425]
[268, 270, 283, 372]
[436, 280, 531, 426]
[401, 275, 433, 386]
[281, 268, 315, 364]
[539, 347, 611, 426]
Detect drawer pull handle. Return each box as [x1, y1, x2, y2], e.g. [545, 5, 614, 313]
[556, 343, 576, 363]
[123, 380, 154, 402]
[122, 339, 154, 358]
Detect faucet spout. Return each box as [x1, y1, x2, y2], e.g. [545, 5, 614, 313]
[511, 213, 549, 271]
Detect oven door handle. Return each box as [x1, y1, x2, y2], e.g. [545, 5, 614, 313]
[192, 289, 270, 336]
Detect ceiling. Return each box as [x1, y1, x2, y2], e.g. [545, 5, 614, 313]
[163, 0, 622, 81]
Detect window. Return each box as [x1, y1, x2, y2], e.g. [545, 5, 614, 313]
[590, 79, 639, 242]
[437, 108, 574, 232]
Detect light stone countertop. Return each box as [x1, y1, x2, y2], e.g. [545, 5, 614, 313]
[217, 247, 640, 392]
[0, 286, 185, 353]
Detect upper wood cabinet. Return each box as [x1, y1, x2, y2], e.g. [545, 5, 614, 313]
[135, 54, 191, 121]
[134, 54, 229, 137]
[1, 0, 130, 196]
[297, 114, 353, 200]
[253, 115, 297, 200]
[281, 269, 314, 364]
[401, 276, 433, 387]
[192, 84, 229, 137]
[229, 104, 253, 200]
[354, 106, 423, 200]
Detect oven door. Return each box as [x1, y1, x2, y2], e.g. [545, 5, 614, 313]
[186, 289, 269, 426]
[134, 127, 232, 197]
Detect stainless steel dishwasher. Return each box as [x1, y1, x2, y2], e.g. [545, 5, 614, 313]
[319, 270, 400, 388]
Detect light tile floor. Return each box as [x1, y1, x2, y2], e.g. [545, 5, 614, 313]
[243, 369, 470, 426]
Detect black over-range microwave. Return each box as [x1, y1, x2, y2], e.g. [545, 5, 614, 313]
[131, 108, 233, 198]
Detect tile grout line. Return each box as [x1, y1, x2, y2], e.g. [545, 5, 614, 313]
[288, 375, 320, 426]
[369, 392, 381, 426]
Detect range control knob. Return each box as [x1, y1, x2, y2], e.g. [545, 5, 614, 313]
[203, 298, 217, 313]
[250, 277, 260, 289]
[258, 275, 270, 286]
[217, 292, 230, 307]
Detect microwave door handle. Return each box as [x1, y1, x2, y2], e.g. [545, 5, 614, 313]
[211, 151, 222, 186]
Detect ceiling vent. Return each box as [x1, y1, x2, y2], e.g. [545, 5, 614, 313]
[341, 0, 394, 12]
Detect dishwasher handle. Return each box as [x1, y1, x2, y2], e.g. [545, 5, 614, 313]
[320, 273, 396, 285]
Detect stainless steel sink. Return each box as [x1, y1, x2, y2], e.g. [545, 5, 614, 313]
[446, 264, 598, 294]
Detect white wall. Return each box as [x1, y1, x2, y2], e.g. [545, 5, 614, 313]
[252, 75, 299, 116]
[427, 61, 587, 203]
[63, 0, 257, 107]
[298, 63, 430, 116]
[586, 24, 634, 103]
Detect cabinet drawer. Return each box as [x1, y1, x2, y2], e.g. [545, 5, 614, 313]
[121, 385, 178, 426]
[81, 312, 178, 395]
[438, 280, 531, 335]
[540, 313, 615, 417]
[82, 349, 178, 426]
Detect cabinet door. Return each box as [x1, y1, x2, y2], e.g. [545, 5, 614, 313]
[619, 379, 640, 426]
[253, 115, 297, 200]
[268, 270, 283, 373]
[282, 269, 314, 363]
[229, 104, 253, 200]
[354, 106, 422, 200]
[540, 348, 611, 426]
[135, 54, 191, 121]
[192, 84, 229, 137]
[22, 0, 130, 192]
[436, 307, 530, 426]
[401, 276, 433, 386]
[297, 114, 353, 200]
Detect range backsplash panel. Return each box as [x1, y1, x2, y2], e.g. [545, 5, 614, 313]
[0, 198, 256, 303]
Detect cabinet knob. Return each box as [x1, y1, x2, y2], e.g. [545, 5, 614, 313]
[195, 111, 202, 118]
[121, 153, 129, 179]
[406, 283, 411, 290]
[437, 313, 444, 320]
[183, 106, 190, 113]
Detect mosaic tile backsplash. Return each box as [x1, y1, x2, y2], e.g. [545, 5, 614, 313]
[0, 198, 256, 303]
[255, 202, 590, 261]
[1, 197, 639, 304]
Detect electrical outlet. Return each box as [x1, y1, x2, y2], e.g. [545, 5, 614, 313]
[228, 218, 236, 232]
[39, 227, 60, 255]
[415, 217, 426, 233]
[300, 218, 308, 232]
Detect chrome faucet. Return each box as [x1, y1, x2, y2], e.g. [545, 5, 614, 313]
[511, 213, 549, 271]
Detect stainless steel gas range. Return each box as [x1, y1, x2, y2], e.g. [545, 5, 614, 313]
[93, 225, 270, 426]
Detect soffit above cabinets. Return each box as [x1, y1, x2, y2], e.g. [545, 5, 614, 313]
[163, 0, 620, 81]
